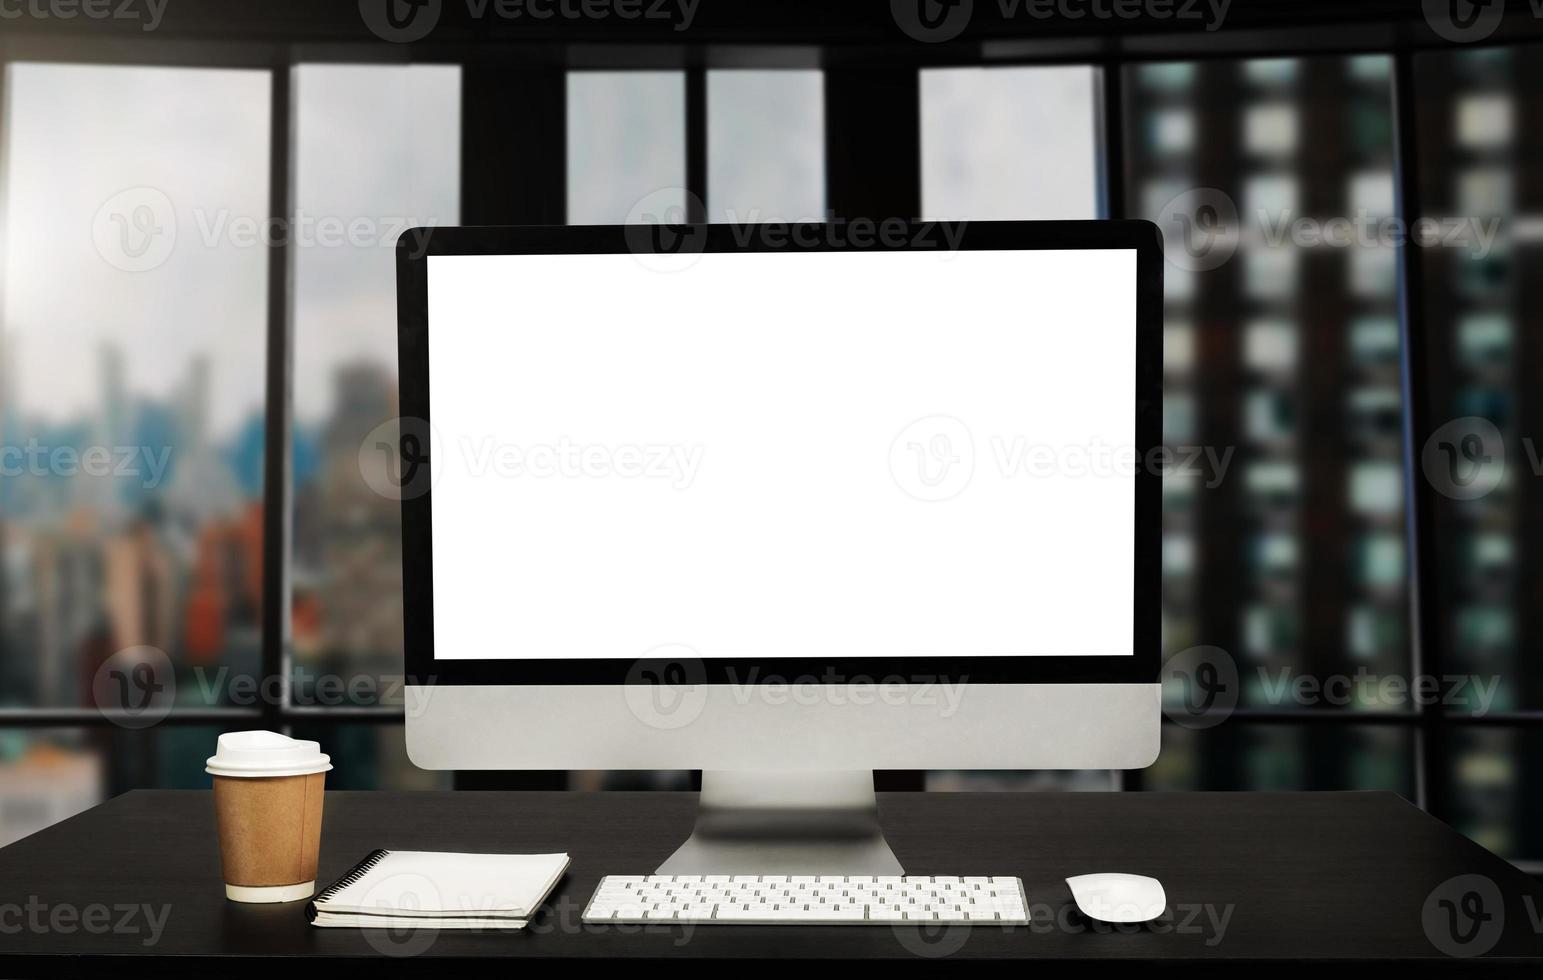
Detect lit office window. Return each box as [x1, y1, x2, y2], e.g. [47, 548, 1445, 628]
[1166, 321, 1196, 373]
[707, 70, 824, 223]
[0, 64, 269, 709]
[1414, 46, 1539, 718]
[289, 65, 459, 760]
[1126, 57, 1407, 745]
[1148, 108, 1195, 157]
[1408, 45, 1541, 863]
[920, 66, 1099, 220]
[1450, 729, 1540, 861]
[567, 72, 686, 224]
[1243, 103, 1298, 157]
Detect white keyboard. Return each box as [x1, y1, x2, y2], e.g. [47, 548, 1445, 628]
[583, 874, 1029, 925]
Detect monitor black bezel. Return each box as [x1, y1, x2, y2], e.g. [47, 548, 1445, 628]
[397, 220, 1162, 686]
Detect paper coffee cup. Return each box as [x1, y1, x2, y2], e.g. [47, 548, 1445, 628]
[207, 731, 332, 903]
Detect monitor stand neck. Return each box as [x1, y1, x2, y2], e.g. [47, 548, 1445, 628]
[655, 770, 905, 876]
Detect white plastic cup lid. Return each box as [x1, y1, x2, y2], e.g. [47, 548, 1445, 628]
[206, 730, 332, 778]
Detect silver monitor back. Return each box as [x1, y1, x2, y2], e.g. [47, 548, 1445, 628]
[406, 683, 1159, 770]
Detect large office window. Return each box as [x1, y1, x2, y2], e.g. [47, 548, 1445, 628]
[920, 66, 1100, 221]
[567, 72, 686, 224]
[0, 64, 270, 842]
[1412, 45, 1543, 862]
[288, 64, 460, 789]
[1128, 56, 1411, 793]
[707, 70, 825, 223]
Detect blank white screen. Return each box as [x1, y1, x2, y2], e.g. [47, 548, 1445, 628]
[428, 249, 1136, 660]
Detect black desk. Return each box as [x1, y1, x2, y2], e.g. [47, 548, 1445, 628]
[1, 790, 1540, 971]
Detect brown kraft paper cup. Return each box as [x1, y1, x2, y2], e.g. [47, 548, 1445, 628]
[213, 771, 326, 903]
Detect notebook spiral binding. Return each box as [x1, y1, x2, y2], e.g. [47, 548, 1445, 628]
[312, 849, 392, 907]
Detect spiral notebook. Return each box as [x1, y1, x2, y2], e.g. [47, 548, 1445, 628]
[306, 850, 571, 929]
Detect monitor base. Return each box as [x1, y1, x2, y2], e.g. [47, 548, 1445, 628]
[655, 770, 904, 875]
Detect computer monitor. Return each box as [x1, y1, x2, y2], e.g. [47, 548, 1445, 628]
[397, 221, 1162, 873]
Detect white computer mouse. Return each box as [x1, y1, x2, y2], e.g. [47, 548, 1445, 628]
[1065, 873, 1167, 923]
